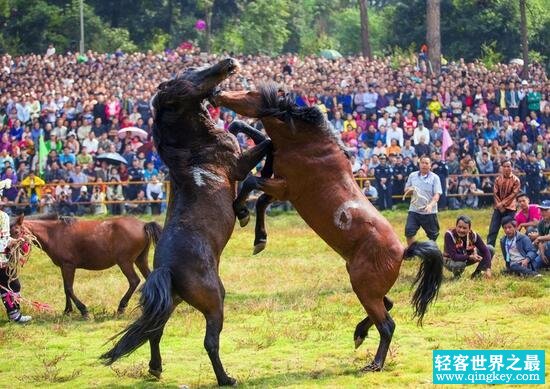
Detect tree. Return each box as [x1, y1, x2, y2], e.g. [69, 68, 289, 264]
[358, 0, 372, 59]
[426, 0, 441, 74]
[519, 0, 528, 76]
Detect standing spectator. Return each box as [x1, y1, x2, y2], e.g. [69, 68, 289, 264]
[529, 201, 550, 271]
[524, 152, 542, 204]
[443, 215, 493, 279]
[374, 154, 393, 210]
[403, 155, 442, 245]
[486, 159, 521, 246]
[515, 192, 541, 233]
[0, 203, 32, 323]
[146, 175, 163, 215]
[431, 151, 448, 209]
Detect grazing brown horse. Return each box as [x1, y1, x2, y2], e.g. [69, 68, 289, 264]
[213, 83, 444, 372]
[101, 59, 271, 386]
[10, 214, 161, 317]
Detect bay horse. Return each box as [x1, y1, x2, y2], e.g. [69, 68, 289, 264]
[101, 59, 271, 386]
[10, 213, 162, 317]
[213, 83, 444, 372]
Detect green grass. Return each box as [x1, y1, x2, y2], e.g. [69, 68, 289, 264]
[0, 209, 548, 388]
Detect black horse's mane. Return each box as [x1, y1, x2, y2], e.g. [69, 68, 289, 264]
[258, 82, 353, 159]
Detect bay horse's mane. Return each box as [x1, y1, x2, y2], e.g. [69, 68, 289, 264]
[152, 78, 198, 128]
[258, 82, 353, 159]
[16, 213, 76, 226]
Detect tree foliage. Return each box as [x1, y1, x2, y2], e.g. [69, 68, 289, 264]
[0, 0, 547, 66]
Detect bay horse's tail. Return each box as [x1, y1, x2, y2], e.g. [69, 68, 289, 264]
[100, 267, 172, 365]
[143, 222, 163, 246]
[404, 240, 443, 325]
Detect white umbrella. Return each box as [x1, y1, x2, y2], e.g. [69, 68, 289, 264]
[509, 58, 524, 66]
[117, 127, 149, 140]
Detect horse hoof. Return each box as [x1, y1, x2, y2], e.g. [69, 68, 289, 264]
[238, 214, 250, 228]
[149, 368, 162, 379]
[361, 362, 382, 372]
[81, 312, 90, 320]
[354, 335, 365, 349]
[219, 376, 237, 386]
[63, 310, 73, 316]
[253, 241, 266, 255]
[117, 308, 126, 315]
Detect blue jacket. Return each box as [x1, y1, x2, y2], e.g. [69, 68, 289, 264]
[500, 232, 538, 264]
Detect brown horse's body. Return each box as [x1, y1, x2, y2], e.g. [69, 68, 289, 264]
[214, 84, 443, 372]
[11, 215, 161, 316]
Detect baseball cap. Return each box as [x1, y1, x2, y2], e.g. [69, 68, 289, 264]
[537, 200, 550, 210]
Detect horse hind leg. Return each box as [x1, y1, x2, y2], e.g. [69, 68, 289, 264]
[116, 262, 141, 314]
[148, 324, 167, 379]
[354, 296, 394, 349]
[361, 299, 395, 372]
[135, 246, 152, 279]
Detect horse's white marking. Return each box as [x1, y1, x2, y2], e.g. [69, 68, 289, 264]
[333, 200, 367, 230]
[191, 167, 225, 187]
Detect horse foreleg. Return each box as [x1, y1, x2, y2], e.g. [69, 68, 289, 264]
[117, 262, 141, 314]
[253, 193, 274, 255]
[232, 139, 272, 181]
[228, 120, 268, 144]
[354, 296, 394, 349]
[63, 285, 73, 314]
[61, 264, 88, 318]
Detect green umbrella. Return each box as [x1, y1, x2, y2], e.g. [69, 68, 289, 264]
[319, 49, 343, 60]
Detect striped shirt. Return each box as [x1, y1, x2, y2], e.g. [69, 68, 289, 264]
[405, 171, 442, 214]
[493, 174, 521, 211]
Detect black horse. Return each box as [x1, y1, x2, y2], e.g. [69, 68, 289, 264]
[101, 58, 271, 386]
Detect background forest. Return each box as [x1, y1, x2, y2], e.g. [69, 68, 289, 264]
[0, 0, 548, 64]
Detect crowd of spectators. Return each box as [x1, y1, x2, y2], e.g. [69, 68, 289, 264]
[0, 47, 548, 215]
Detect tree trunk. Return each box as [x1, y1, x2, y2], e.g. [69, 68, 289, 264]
[358, 0, 372, 60]
[519, 0, 529, 77]
[426, 0, 441, 75]
[205, 8, 212, 53]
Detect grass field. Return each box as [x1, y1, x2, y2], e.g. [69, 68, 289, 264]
[0, 209, 548, 388]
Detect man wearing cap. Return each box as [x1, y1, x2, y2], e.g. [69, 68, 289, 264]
[487, 159, 521, 246]
[404, 155, 442, 245]
[529, 200, 550, 270]
[374, 154, 393, 210]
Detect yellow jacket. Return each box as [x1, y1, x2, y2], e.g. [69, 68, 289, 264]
[21, 175, 46, 197]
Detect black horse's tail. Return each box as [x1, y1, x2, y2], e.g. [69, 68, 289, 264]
[144, 222, 163, 246]
[404, 240, 443, 325]
[101, 267, 172, 365]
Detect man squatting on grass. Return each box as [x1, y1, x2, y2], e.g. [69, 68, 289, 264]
[443, 215, 494, 279]
[526, 199, 550, 271]
[500, 216, 543, 277]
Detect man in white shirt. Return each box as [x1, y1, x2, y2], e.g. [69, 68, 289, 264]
[386, 122, 404, 147]
[413, 121, 430, 145]
[82, 131, 99, 154]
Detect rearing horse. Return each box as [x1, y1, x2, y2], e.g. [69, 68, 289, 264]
[101, 59, 271, 386]
[213, 83, 443, 372]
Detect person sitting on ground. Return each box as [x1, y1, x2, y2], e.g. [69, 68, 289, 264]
[527, 200, 550, 271]
[443, 215, 494, 279]
[514, 192, 541, 233]
[500, 216, 542, 277]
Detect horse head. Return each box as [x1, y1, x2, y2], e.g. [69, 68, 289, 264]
[9, 214, 25, 238]
[151, 58, 239, 148]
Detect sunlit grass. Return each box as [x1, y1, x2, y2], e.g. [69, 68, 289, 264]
[0, 209, 548, 388]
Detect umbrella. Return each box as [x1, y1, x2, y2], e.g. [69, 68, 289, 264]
[510, 58, 524, 66]
[117, 127, 149, 140]
[96, 152, 128, 165]
[319, 49, 343, 60]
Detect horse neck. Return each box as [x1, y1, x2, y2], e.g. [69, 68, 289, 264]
[24, 221, 52, 249]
